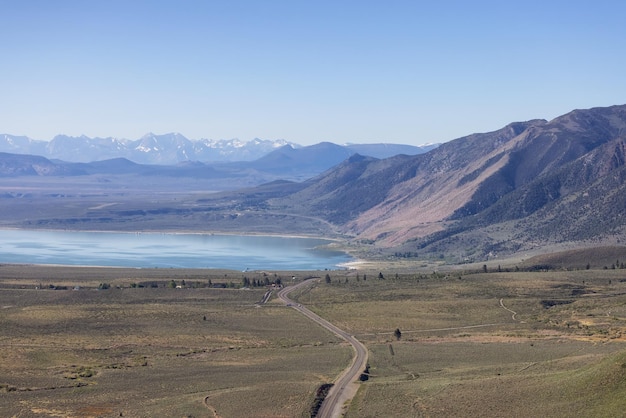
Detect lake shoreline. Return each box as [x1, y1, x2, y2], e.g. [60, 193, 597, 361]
[0, 225, 345, 241]
[0, 228, 357, 271]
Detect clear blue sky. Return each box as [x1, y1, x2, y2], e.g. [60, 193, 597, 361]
[2, 0, 625, 145]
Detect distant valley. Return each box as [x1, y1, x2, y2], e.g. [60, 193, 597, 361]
[0, 143, 439, 202]
[2, 104, 626, 263]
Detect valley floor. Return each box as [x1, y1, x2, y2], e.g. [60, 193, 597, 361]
[1, 261, 626, 416]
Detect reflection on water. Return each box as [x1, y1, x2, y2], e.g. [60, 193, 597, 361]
[0, 229, 351, 270]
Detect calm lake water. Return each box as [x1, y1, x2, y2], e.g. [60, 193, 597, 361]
[0, 229, 352, 270]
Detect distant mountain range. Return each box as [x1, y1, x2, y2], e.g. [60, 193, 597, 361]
[0, 133, 292, 164]
[0, 132, 437, 165]
[0, 139, 438, 188]
[3, 105, 625, 262]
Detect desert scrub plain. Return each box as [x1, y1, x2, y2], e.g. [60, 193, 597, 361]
[1, 258, 626, 417]
[0, 265, 351, 417]
[288, 265, 626, 417]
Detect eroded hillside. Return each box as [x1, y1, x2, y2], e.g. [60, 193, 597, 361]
[271, 105, 626, 258]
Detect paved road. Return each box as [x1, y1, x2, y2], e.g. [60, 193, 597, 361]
[278, 280, 368, 418]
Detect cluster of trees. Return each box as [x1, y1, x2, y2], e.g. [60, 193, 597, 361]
[310, 383, 334, 417]
[241, 275, 282, 288]
[37, 284, 69, 290]
[604, 259, 626, 270]
[359, 363, 371, 382]
[324, 272, 388, 284]
[393, 251, 419, 258]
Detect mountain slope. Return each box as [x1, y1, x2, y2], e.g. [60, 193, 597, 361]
[247, 142, 353, 177]
[346, 142, 438, 159]
[0, 153, 86, 176]
[272, 119, 543, 239]
[270, 104, 626, 257]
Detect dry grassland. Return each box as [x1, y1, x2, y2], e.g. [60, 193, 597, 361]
[2, 264, 626, 417]
[289, 268, 626, 417]
[0, 266, 350, 417]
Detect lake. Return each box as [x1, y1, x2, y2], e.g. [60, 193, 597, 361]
[0, 229, 352, 270]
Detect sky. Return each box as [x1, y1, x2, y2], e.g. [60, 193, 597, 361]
[2, 1, 625, 146]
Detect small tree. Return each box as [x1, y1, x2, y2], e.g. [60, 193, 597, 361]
[394, 328, 402, 341]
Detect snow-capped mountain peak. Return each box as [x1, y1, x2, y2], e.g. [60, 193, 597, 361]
[0, 133, 300, 164]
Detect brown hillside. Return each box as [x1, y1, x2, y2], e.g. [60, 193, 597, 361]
[347, 105, 626, 247]
[271, 104, 626, 259]
[521, 246, 626, 270]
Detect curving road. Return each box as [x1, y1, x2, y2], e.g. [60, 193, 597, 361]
[278, 280, 368, 418]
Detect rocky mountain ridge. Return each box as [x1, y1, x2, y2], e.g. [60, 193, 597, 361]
[267, 105, 626, 259]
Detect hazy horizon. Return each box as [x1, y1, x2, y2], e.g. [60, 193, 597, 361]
[1, 131, 442, 147]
